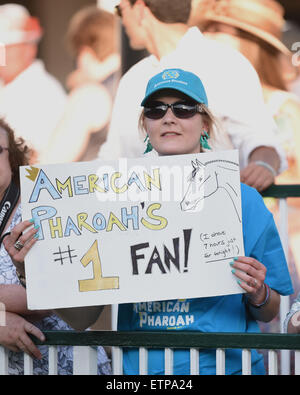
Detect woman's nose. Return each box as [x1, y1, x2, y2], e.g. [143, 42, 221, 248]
[163, 107, 176, 123]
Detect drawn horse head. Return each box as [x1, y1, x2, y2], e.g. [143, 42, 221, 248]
[180, 158, 241, 222]
[180, 159, 218, 212]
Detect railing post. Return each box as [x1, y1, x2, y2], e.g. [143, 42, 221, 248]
[24, 354, 33, 375]
[164, 348, 174, 375]
[139, 347, 148, 375]
[216, 349, 225, 375]
[190, 348, 199, 375]
[279, 198, 291, 375]
[268, 350, 278, 375]
[73, 346, 98, 375]
[112, 346, 123, 374]
[48, 346, 58, 375]
[242, 349, 251, 375]
[295, 351, 300, 375]
[0, 346, 8, 375]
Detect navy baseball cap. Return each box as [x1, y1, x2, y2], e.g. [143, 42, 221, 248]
[141, 68, 208, 106]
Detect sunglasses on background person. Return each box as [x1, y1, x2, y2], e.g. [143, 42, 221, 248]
[115, 5, 122, 17]
[115, 1, 145, 17]
[143, 101, 205, 120]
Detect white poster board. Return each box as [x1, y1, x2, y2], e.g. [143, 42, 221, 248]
[21, 150, 244, 310]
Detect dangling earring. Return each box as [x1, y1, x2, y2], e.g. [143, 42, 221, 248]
[200, 130, 211, 150]
[144, 134, 153, 154]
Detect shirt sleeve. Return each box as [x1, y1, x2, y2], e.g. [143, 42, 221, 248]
[241, 184, 293, 295]
[97, 78, 125, 160]
[202, 41, 287, 173]
[252, 215, 293, 295]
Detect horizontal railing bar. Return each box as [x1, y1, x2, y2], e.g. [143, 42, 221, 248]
[31, 331, 300, 351]
[260, 184, 300, 198]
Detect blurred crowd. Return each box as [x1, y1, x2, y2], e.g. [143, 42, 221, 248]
[1, 0, 300, 375]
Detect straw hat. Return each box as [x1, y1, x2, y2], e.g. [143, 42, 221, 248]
[0, 3, 42, 45]
[195, 0, 290, 56]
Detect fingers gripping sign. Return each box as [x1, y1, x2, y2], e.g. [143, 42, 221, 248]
[3, 219, 39, 276]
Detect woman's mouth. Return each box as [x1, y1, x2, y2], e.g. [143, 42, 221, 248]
[161, 132, 181, 137]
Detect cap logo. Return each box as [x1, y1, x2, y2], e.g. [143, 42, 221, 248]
[162, 70, 179, 80]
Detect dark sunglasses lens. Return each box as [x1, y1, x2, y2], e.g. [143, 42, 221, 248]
[115, 5, 122, 17]
[144, 106, 167, 119]
[173, 104, 197, 118]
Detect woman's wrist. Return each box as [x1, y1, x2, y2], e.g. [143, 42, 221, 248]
[247, 283, 270, 308]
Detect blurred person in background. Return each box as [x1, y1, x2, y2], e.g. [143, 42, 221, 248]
[284, 292, 300, 334]
[285, 22, 300, 99]
[40, 6, 120, 164]
[197, 0, 300, 187]
[0, 118, 73, 375]
[0, 3, 66, 162]
[194, 0, 300, 341]
[98, 0, 287, 192]
[0, 118, 112, 375]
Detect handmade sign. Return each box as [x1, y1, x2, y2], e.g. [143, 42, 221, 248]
[21, 150, 245, 310]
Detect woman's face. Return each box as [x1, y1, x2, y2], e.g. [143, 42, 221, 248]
[143, 94, 206, 156]
[0, 128, 12, 199]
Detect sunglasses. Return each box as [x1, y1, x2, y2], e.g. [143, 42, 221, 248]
[0, 145, 8, 154]
[115, 5, 122, 17]
[143, 101, 205, 120]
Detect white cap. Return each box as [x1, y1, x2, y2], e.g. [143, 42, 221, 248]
[0, 3, 42, 45]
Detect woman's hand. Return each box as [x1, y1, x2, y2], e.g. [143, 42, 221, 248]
[230, 256, 267, 304]
[287, 311, 300, 334]
[3, 220, 39, 276]
[0, 312, 45, 359]
[230, 256, 280, 322]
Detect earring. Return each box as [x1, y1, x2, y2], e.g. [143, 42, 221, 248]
[200, 130, 211, 150]
[144, 134, 153, 154]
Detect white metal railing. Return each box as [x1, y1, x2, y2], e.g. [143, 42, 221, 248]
[0, 331, 300, 375]
[1, 342, 300, 375]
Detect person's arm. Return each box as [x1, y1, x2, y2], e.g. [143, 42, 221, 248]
[284, 294, 300, 333]
[0, 284, 49, 320]
[246, 285, 280, 323]
[287, 311, 300, 334]
[54, 306, 104, 331]
[97, 78, 125, 160]
[231, 256, 280, 322]
[240, 146, 279, 191]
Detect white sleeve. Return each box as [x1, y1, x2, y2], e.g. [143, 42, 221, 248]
[205, 44, 287, 172]
[222, 117, 287, 172]
[97, 80, 124, 160]
[98, 69, 146, 160]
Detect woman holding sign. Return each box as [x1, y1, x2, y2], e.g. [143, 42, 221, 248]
[0, 119, 111, 375]
[6, 69, 293, 375]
